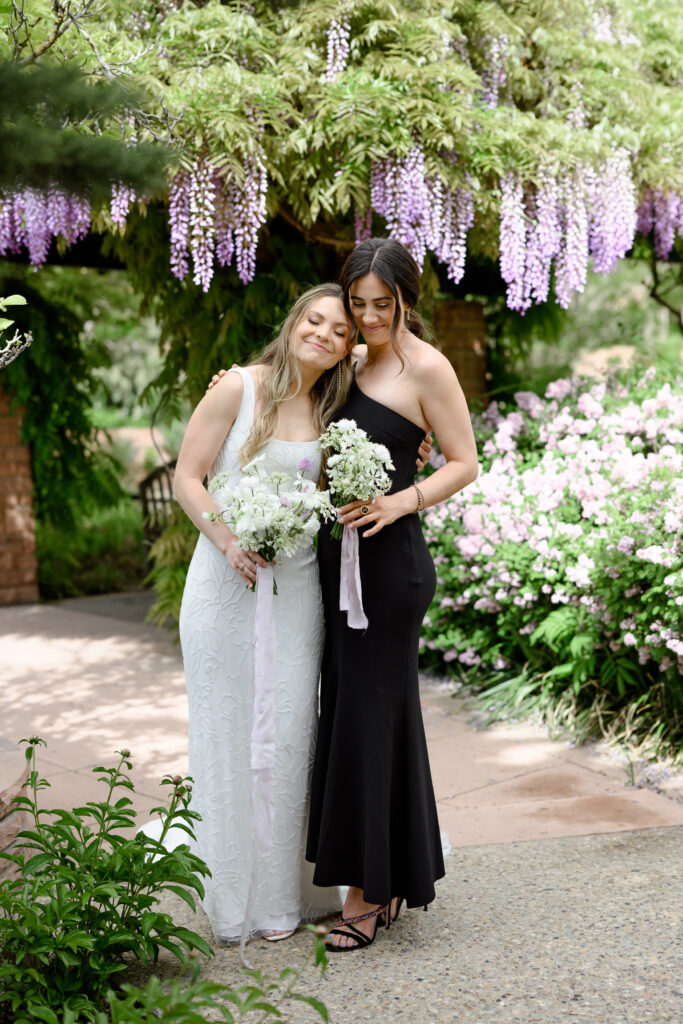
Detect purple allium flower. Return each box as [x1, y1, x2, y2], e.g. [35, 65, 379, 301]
[297, 458, 312, 473]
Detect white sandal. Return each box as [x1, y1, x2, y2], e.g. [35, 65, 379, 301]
[261, 928, 296, 942]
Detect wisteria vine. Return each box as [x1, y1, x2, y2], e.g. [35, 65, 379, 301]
[370, 146, 474, 283]
[326, 17, 350, 80]
[1, 156, 682, 307]
[496, 150, 678, 312]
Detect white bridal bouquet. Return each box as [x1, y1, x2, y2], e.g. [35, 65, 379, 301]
[319, 418, 395, 538]
[204, 455, 335, 587]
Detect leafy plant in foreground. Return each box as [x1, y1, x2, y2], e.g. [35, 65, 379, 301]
[0, 738, 212, 1023]
[95, 929, 330, 1023]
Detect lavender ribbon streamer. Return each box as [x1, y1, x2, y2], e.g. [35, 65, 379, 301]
[251, 564, 276, 840]
[240, 563, 276, 964]
[340, 522, 368, 629]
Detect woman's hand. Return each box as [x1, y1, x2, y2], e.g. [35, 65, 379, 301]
[222, 535, 271, 587]
[416, 432, 432, 471]
[207, 368, 231, 392]
[338, 490, 417, 539]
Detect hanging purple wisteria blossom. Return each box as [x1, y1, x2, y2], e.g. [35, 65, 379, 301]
[522, 168, 562, 308]
[0, 186, 91, 265]
[554, 168, 590, 309]
[232, 153, 267, 285]
[499, 152, 646, 312]
[370, 146, 473, 283]
[652, 191, 681, 260]
[22, 190, 51, 268]
[586, 150, 637, 275]
[479, 34, 508, 109]
[111, 184, 137, 229]
[636, 188, 655, 238]
[189, 158, 216, 292]
[636, 187, 683, 258]
[214, 173, 235, 269]
[499, 173, 526, 310]
[168, 170, 191, 281]
[326, 18, 351, 80]
[354, 206, 372, 244]
[166, 153, 267, 290]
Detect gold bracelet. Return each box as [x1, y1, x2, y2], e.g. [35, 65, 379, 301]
[413, 483, 425, 512]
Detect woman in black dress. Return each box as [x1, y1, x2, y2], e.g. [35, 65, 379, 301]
[306, 238, 479, 950]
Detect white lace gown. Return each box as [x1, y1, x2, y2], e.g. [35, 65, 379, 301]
[178, 368, 340, 944]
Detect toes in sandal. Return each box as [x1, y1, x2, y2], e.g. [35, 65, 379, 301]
[325, 904, 388, 952]
[262, 928, 296, 942]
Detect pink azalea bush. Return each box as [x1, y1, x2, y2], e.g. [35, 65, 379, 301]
[422, 366, 683, 757]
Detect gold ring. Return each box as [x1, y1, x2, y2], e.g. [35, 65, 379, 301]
[240, 564, 246, 571]
[360, 505, 369, 516]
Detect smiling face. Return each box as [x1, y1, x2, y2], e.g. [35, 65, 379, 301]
[347, 271, 405, 345]
[292, 294, 352, 371]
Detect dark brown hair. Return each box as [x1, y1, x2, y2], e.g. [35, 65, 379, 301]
[339, 238, 426, 367]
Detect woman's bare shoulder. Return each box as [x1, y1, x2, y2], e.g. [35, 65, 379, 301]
[412, 339, 456, 381]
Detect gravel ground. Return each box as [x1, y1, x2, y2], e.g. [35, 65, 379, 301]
[140, 825, 682, 1024]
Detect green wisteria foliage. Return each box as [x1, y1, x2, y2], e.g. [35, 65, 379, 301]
[2, 1, 683, 307]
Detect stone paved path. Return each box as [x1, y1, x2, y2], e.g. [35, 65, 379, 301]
[2, 593, 682, 1022]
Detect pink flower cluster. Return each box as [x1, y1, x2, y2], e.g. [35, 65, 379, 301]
[422, 368, 683, 680]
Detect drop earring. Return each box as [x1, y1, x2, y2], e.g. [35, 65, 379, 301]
[336, 360, 343, 393]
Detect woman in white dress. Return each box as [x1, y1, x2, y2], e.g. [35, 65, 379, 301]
[173, 284, 354, 950]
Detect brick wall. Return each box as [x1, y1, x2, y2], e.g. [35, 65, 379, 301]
[0, 387, 39, 605]
[432, 298, 488, 404]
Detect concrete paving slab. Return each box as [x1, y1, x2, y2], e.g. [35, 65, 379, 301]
[2, 598, 683, 848]
[130, 826, 683, 1024]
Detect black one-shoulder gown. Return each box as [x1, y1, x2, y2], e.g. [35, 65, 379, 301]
[306, 379, 445, 908]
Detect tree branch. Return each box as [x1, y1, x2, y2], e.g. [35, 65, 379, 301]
[649, 253, 683, 334]
[276, 204, 355, 251]
[16, 1, 72, 66]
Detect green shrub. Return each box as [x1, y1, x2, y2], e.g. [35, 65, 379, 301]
[0, 739, 211, 1023]
[96, 938, 330, 1023]
[421, 364, 683, 760]
[144, 506, 198, 631]
[35, 499, 146, 600]
[0, 740, 330, 1024]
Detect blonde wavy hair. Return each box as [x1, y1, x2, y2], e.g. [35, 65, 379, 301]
[239, 283, 356, 467]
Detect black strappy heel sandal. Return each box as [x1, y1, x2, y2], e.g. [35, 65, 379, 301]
[324, 904, 389, 952]
[379, 897, 405, 927]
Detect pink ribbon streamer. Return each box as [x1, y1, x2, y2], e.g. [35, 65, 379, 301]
[251, 564, 276, 846]
[340, 523, 368, 629]
[240, 563, 276, 965]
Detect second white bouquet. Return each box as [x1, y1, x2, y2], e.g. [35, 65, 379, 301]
[319, 418, 395, 538]
[205, 455, 335, 589]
